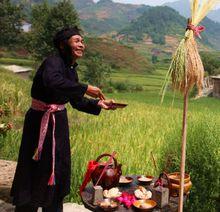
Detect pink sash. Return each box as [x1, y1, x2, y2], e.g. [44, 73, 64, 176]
[31, 98, 65, 186]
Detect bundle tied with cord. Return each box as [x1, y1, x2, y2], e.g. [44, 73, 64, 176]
[162, 0, 220, 99]
[160, 1, 220, 212]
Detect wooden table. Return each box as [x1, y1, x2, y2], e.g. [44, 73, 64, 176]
[81, 175, 185, 211]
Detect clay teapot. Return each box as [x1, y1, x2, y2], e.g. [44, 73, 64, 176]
[91, 153, 122, 189]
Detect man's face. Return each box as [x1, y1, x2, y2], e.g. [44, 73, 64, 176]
[67, 35, 85, 59]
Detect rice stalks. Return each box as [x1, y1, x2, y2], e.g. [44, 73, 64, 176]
[161, 0, 220, 99]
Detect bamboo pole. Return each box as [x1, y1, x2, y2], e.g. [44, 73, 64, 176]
[178, 88, 189, 212]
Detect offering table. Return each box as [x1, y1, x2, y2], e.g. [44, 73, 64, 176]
[80, 175, 186, 211]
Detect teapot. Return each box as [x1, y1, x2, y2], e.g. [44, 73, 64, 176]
[91, 153, 122, 189]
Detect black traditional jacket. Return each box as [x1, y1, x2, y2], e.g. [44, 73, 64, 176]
[11, 55, 101, 207]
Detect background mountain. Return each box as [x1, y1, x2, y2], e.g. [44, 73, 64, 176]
[117, 6, 220, 49]
[205, 9, 220, 23]
[72, 0, 94, 9]
[75, 0, 220, 50]
[118, 6, 186, 44]
[12, 0, 149, 35]
[11, 0, 220, 50]
[74, 0, 150, 35]
[164, 0, 220, 23]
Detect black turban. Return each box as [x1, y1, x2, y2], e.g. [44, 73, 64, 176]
[53, 27, 81, 49]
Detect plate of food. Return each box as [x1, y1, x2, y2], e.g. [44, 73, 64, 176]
[111, 102, 128, 109]
[98, 198, 119, 211]
[133, 199, 157, 211]
[103, 187, 122, 199]
[134, 186, 152, 200]
[119, 176, 133, 185]
[137, 175, 153, 185]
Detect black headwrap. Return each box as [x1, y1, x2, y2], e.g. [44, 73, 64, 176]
[53, 27, 81, 49]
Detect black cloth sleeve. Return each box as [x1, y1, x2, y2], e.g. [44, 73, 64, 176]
[70, 97, 101, 115]
[42, 56, 88, 98]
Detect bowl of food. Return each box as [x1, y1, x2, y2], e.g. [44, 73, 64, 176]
[134, 186, 152, 200]
[119, 176, 133, 185]
[103, 187, 122, 199]
[98, 198, 119, 211]
[167, 172, 190, 184]
[166, 172, 192, 196]
[137, 175, 153, 185]
[133, 199, 157, 211]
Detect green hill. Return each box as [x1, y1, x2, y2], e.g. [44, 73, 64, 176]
[77, 0, 149, 35]
[118, 6, 185, 45]
[84, 37, 155, 73]
[118, 6, 220, 50]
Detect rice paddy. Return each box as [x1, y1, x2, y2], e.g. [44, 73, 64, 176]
[0, 66, 219, 205]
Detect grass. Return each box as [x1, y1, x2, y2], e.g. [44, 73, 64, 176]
[0, 57, 35, 67]
[0, 66, 219, 207]
[110, 70, 165, 91]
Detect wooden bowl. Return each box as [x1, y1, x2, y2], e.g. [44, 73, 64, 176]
[169, 180, 192, 197]
[133, 199, 157, 211]
[119, 176, 133, 185]
[168, 172, 190, 184]
[98, 199, 119, 211]
[137, 176, 153, 185]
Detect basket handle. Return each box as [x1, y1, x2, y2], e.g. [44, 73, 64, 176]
[94, 152, 117, 187]
[95, 153, 118, 168]
[162, 172, 172, 194]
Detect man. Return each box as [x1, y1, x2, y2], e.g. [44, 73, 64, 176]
[11, 26, 116, 212]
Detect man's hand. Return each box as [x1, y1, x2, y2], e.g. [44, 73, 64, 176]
[98, 99, 117, 110]
[86, 85, 105, 100]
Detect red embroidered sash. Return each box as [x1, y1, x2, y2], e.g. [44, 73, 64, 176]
[31, 98, 65, 186]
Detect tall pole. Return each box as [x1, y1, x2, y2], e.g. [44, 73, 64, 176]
[178, 88, 189, 212]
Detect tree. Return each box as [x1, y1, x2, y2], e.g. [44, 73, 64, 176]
[83, 55, 112, 88]
[0, 0, 24, 48]
[200, 52, 220, 75]
[27, 0, 80, 60]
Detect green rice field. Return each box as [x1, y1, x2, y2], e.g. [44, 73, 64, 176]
[0, 66, 219, 210]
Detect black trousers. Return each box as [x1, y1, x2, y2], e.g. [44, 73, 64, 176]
[14, 192, 63, 212]
[15, 201, 63, 212]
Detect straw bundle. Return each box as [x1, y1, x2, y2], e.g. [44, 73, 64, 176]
[160, 1, 220, 212]
[162, 0, 220, 97]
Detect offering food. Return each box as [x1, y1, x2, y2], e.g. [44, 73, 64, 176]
[103, 187, 122, 198]
[134, 186, 152, 200]
[133, 199, 157, 211]
[137, 175, 153, 184]
[99, 199, 118, 211]
[119, 176, 133, 184]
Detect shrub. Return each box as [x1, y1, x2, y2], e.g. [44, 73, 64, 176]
[83, 55, 112, 88]
[161, 119, 220, 212]
[112, 81, 130, 92]
[107, 81, 143, 93]
[200, 52, 220, 76]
